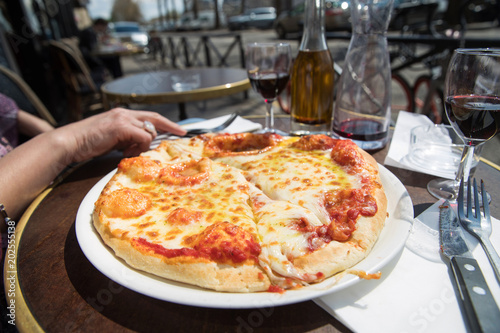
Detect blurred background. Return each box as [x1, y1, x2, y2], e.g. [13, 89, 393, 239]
[0, 0, 498, 163]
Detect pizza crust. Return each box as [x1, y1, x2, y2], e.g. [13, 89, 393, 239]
[93, 212, 271, 292]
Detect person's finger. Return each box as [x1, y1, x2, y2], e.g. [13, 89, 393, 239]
[133, 110, 187, 136]
[122, 143, 145, 157]
[142, 120, 157, 138]
[114, 123, 153, 154]
[127, 116, 157, 139]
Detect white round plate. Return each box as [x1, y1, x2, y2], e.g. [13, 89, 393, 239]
[75, 165, 413, 309]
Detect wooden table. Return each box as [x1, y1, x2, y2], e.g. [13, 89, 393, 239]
[8, 116, 500, 332]
[101, 68, 251, 120]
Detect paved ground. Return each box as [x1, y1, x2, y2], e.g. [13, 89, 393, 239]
[117, 28, 499, 167]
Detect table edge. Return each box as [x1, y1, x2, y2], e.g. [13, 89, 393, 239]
[4, 186, 52, 333]
[101, 69, 251, 104]
[480, 156, 500, 172]
[3, 162, 88, 333]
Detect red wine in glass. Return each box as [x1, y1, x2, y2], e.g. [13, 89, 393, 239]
[332, 119, 388, 142]
[249, 72, 290, 101]
[445, 95, 500, 141]
[245, 42, 291, 134]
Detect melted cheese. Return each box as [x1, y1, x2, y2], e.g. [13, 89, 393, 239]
[249, 184, 323, 285]
[101, 156, 257, 251]
[216, 141, 359, 225]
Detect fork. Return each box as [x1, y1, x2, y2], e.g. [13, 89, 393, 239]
[153, 113, 238, 142]
[182, 112, 238, 137]
[458, 176, 500, 283]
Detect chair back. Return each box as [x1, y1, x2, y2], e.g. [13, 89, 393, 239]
[48, 39, 104, 121]
[48, 39, 98, 94]
[0, 65, 57, 126]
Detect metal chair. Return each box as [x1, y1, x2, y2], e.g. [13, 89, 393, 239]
[48, 39, 104, 122]
[0, 65, 57, 126]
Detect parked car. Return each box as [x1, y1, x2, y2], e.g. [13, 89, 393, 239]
[274, 1, 351, 38]
[176, 11, 227, 31]
[228, 7, 277, 30]
[109, 21, 149, 47]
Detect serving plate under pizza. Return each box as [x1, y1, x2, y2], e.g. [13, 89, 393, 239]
[75, 164, 413, 309]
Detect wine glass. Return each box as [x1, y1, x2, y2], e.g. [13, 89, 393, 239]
[245, 42, 291, 134]
[427, 48, 500, 200]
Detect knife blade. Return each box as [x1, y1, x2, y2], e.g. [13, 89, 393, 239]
[439, 200, 500, 333]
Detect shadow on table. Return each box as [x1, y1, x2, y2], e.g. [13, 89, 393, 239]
[64, 223, 351, 333]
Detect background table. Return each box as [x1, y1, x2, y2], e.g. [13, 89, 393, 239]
[92, 43, 145, 57]
[8, 117, 500, 332]
[101, 68, 251, 119]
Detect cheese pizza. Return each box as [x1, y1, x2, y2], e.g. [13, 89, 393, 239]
[93, 133, 387, 292]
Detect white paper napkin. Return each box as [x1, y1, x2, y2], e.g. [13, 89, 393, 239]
[181, 114, 262, 134]
[315, 201, 500, 333]
[384, 111, 458, 179]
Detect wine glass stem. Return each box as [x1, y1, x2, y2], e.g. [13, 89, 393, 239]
[265, 100, 275, 132]
[455, 144, 476, 185]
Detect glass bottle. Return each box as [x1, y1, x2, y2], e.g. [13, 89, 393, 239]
[332, 0, 394, 150]
[290, 0, 335, 136]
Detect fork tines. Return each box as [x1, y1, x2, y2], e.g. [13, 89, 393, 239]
[458, 176, 488, 214]
[458, 176, 500, 284]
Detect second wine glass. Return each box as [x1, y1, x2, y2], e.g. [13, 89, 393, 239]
[427, 48, 500, 200]
[246, 42, 291, 134]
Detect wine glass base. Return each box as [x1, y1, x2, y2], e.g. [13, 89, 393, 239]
[427, 178, 458, 201]
[427, 178, 492, 204]
[255, 128, 289, 136]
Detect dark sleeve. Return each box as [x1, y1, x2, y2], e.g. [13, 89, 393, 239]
[78, 28, 97, 54]
[78, 28, 103, 69]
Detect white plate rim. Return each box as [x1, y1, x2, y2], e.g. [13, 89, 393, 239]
[75, 164, 413, 309]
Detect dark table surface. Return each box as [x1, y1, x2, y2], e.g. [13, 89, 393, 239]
[9, 116, 500, 332]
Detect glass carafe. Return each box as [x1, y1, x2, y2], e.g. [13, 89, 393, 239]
[332, 0, 394, 150]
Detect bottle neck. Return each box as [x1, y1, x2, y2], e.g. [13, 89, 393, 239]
[299, 0, 328, 51]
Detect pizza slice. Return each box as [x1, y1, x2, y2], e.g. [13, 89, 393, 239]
[93, 153, 272, 292]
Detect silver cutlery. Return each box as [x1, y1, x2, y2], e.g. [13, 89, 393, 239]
[458, 177, 500, 284]
[153, 113, 239, 143]
[182, 112, 238, 137]
[439, 201, 500, 333]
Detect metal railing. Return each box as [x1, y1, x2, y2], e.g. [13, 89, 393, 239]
[150, 31, 246, 69]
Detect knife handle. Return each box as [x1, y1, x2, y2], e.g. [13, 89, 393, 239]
[450, 256, 500, 333]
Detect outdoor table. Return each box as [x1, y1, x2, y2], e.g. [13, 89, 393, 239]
[92, 43, 145, 57]
[101, 68, 251, 120]
[8, 116, 500, 332]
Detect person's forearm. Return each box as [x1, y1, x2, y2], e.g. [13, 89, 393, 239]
[0, 130, 72, 220]
[0, 108, 186, 220]
[17, 110, 54, 137]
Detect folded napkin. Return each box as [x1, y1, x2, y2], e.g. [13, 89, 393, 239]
[385, 111, 456, 179]
[315, 201, 500, 333]
[181, 114, 262, 134]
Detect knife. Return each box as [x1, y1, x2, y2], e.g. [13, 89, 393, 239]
[439, 200, 500, 333]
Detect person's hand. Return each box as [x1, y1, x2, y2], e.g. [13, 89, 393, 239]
[58, 108, 187, 163]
